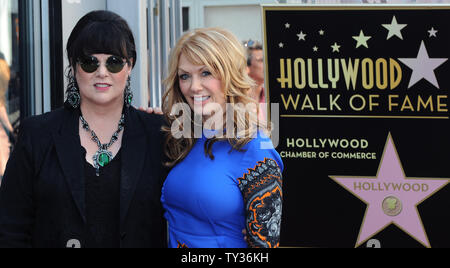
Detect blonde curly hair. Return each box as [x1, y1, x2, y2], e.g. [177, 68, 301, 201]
[162, 27, 265, 167]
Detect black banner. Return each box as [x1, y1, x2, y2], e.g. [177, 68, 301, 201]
[263, 5, 450, 248]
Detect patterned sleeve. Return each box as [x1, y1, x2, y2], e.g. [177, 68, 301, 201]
[238, 158, 283, 248]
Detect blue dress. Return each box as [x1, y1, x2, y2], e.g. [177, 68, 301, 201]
[161, 130, 283, 248]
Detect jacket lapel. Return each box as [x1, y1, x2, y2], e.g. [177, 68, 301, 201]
[120, 108, 148, 226]
[53, 109, 86, 223]
[52, 108, 150, 227]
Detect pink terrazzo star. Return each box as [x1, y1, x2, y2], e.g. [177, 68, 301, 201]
[330, 134, 449, 248]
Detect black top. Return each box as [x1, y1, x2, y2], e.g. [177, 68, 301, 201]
[0, 107, 167, 248]
[83, 147, 121, 248]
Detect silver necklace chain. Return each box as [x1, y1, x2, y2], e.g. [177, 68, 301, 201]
[80, 114, 125, 150]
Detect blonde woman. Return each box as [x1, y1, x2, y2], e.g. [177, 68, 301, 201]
[161, 28, 283, 248]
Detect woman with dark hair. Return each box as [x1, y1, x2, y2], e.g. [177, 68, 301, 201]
[0, 10, 166, 248]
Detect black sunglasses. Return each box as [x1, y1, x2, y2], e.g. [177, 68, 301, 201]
[78, 55, 128, 74]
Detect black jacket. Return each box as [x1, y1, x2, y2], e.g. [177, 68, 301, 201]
[0, 107, 167, 248]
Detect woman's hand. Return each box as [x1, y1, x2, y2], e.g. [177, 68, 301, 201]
[138, 106, 163, 115]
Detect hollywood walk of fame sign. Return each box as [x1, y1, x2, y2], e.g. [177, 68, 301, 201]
[263, 5, 450, 248]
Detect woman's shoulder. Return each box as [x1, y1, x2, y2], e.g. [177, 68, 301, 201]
[132, 107, 166, 129]
[242, 130, 284, 171]
[20, 107, 67, 133]
[14, 108, 70, 152]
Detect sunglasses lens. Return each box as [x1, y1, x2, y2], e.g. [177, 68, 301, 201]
[79, 56, 99, 73]
[78, 56, 126, 73]
[106, 56, 126, 73]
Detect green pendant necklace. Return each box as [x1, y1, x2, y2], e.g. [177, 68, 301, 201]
[80, 113, 125, 176]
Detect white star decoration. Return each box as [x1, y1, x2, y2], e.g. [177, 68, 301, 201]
[285, 23, 290, 29]
[353, 30, 372, 48]
[382, 16, 407, 40]
[331, 42, 341, 53]
[297, 31, 307, 41]
[279, 42, 284, 48]
[398, 41, 448, 89]
[428, 27, 438, 37]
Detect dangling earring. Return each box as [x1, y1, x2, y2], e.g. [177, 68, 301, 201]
[66, 74, 81, 109]
[124, 76, 133, 108]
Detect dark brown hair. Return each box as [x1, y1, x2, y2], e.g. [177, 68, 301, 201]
[66, 10, 136, 70]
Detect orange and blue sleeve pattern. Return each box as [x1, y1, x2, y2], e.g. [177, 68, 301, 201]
[238, 158, 283, 248]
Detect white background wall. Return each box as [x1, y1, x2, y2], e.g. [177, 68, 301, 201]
[204, 5, 265, 42]
[0, 0, 12, 65]
[183, 0, 278, 43]
[61, 0, 106, 73]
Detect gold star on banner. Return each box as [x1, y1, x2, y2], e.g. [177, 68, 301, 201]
[353, 30, 372, 49]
